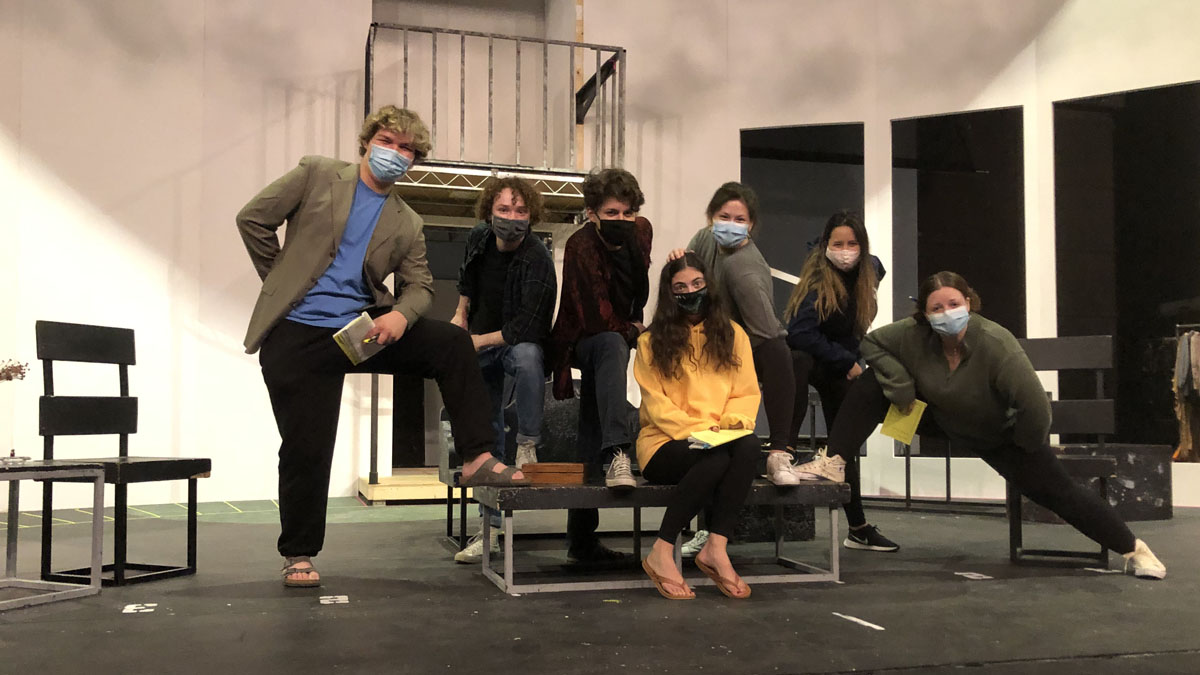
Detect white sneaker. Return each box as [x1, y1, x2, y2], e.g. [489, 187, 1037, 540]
[515, 440, 538, 468]
[1124, 538, 1166, 579]
[605, 450, 636, 490]
[793, 448, 846, 482]
[453, 527, 499, 564]
[680, 530, 709, 558]
[766, 451, 801, 485]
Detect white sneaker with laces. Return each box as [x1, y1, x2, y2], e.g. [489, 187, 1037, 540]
[515, 440, 538, 468]
[1124, 538, 1166, 579]
[680, 530, 709, 558]
[793, 448, 846, 482]
[605, 450, 637, 489]
[766, 451, 801, 485]
[453, 526, 499, 564]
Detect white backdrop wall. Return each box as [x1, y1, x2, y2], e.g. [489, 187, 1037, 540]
[5, 0, 1200, 511]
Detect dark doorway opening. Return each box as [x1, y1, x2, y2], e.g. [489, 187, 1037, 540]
[1055, 81, 1200, 445]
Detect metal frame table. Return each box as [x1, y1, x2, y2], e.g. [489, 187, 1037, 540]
[2, 460, 104, 611]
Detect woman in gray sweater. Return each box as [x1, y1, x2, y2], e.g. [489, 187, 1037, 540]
[794, 271, 1167, 579]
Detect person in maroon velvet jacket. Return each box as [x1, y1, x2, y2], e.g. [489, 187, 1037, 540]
[549, 167, 652, 562]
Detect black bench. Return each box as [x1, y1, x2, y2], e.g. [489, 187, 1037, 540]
[474, 479, 849, 595]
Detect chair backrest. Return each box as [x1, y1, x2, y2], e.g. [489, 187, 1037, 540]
[36, 321, 138, 459]
[1017, 335, 1114, 441]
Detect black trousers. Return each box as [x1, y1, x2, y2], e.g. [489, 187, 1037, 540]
[752, 336, 796, 451]
[641, 436, 760, 544]
[566, 332, 633, 551]
[827, 369, 1138, 554]
[260, 318, 495, 557]
[789, 350, 862, 524]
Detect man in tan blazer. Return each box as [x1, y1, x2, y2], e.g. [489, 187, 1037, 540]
[237, 105, 528, 588]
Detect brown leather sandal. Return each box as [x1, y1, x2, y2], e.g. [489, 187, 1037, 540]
[695, 558, 751, 599]
[282, 556, 321, 588]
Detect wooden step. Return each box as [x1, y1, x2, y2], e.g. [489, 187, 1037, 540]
[358, 468, 468, 503]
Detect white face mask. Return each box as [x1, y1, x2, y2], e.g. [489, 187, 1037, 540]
[825, 247, 860, 271]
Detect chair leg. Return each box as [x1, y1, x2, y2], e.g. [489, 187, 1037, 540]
[114, 484, 127, 585]
[187, 478, 198, 570]
[1007, 480, 1022, 563]
[445, 485, 453, 538]
[459, 488, 467, 550]
[40, 481, 53, 580]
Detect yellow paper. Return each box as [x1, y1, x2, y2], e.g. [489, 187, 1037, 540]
[880, 400, 928, 445]
[687, 428, 753, 448]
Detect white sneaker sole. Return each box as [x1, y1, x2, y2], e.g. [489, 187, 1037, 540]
[606, 478, 636, 490]
[768, 472, 801, 486]
[1132, 566, 1166, 580]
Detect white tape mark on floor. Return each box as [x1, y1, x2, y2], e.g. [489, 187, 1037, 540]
[123, 603, 158, 614]
[319, 595, 349, 605]
[954, 572, 994, 580]
[832, 612, 885, 631]
[1085, 567, 1122, 574]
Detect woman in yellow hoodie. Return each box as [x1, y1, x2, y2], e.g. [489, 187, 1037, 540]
[634, 253, 761, 600]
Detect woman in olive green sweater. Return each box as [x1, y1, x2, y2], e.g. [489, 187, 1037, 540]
[794, 271, 1167, 579]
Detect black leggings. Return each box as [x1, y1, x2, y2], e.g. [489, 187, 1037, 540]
[828, 369, 1138, 554]
[641, 436, 760, 545]
[789, 350, 863, 525]
[752, 336, 795, 451]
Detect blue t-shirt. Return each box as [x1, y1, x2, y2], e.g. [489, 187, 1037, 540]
[287, 180, 388, 327]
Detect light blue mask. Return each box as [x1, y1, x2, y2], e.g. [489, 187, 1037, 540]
[712, 220, 749, 248]
[367, 144, 412, 183]
[927, 305, 970, 336]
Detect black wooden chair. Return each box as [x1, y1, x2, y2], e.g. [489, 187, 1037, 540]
[1008, 335, 1118, 566]
[36, 320, 212, 586]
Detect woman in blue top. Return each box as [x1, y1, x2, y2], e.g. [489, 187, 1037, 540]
[783, 210, 898, 553]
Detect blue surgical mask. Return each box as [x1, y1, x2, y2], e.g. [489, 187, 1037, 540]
[927, 305, 970, 336]
[367, 144, 412, 183]
[712, 220, 749, 248]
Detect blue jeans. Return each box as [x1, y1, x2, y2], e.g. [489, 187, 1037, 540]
[477, 342, 546, 526]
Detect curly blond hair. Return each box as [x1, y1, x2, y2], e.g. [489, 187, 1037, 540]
[358, 105, 432, 160]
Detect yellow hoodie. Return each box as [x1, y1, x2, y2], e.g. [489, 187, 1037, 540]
[633, 320, 761, 468]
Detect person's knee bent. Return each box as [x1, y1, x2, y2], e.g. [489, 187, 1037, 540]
[509, 342, 544, 374]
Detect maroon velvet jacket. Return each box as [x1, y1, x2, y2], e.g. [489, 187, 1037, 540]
[549, 216, 653, 399]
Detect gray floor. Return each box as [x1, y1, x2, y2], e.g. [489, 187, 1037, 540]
[1, 500, 1197, 674]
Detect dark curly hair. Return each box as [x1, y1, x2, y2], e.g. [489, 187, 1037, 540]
[913, 270, 982, 324]
[474, 175, 545, 225]
[648, 253, 741, 379]
[582, 168, 645, 213]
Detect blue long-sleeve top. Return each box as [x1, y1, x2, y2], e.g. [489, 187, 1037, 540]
[785, 255, 885, 375]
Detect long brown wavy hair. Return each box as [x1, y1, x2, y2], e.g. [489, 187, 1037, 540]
[783, 210, 878, 337]
[648, 253, 741, 379]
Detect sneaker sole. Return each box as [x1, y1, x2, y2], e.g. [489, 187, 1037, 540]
[843, 537, 899, 552]
[795, 471, 841, 481]
[768, 473, 801, 486]
[1133, 567, 1166, 580]
[605, 480, 636, 490]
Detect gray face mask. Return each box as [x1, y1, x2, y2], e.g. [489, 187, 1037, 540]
[491, 215, 530, 242]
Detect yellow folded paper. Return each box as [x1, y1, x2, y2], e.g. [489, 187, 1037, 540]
[880, 400, 928, 445]
[687, 428, 753, 448]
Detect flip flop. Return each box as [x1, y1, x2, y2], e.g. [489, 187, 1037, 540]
[694, 558, 751, 599]
[459, 456, 532, 487]
[641, 557, 694, 600]
[282, 556, 321, 588]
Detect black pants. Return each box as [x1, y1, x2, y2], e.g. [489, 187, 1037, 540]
[566, 332, 634, 551]
[828, 369, 1138, 554]
[752, 336, 795, 451]
[260, 318, 495, 558]
[641, 436, 760, 544]
[789, 350, 862, 524]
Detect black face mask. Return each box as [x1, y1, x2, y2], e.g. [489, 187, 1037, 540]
[491, 215, 530, 242]
[673, 287, 708, 315]
[597, 218, 634, 242]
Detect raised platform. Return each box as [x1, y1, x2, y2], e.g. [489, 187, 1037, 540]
[357, 468, 464, 504]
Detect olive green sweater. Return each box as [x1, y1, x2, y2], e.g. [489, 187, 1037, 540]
[860, 314, 1050, 452]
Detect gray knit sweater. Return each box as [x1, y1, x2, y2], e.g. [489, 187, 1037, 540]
[688, 227, 786, 345]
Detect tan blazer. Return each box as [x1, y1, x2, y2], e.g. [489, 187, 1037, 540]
[236, 156, 433, 353]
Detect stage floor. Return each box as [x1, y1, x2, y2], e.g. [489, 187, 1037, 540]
[2, 500, 1196, 674]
